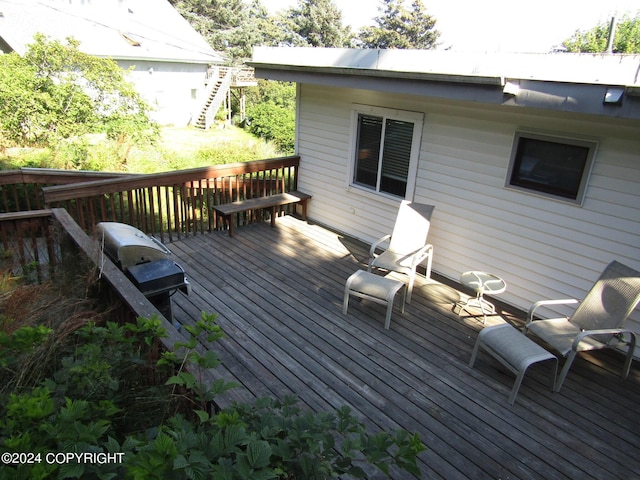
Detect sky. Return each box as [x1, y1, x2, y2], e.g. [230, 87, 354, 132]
[262, 0, 640, 53]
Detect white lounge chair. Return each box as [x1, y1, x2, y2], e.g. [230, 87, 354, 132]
[368, 201, 435, 303]
[524, 260, 640, 392]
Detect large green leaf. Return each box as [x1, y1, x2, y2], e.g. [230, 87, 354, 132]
[246, 440, 272, 469]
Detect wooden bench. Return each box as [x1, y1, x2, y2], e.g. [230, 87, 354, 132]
[213, 190, 311, 237]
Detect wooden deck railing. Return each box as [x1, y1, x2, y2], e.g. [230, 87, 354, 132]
[0, 207, 185, 352]
[40, 156, 301, 241]
[0, 208, 248, 407]
[0, 168, 133, 213]
[0, 210, 60, 283]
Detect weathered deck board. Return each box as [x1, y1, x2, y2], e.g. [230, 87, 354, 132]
[169, 216, 640, 480]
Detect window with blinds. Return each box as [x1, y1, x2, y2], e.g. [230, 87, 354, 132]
[353, 113, 415, 197]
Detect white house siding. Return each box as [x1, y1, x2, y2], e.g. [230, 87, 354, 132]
[118, 60, 208, 126]
[295, 83, 640, 336]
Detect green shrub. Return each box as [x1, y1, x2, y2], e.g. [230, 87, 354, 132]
[0, 309, 426, 479]
[123, 391, 425, 479]
[53, 139, 90, 170]
[0, 325, 52, 369]
[191, 138, 276, 167]
[247, 102, 295, 155]
[0, 148, 53, 170]
[245, 80, 296, 111]
[1, 126, 282, 173]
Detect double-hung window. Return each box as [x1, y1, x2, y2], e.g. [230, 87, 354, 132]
[351, 105, 423, 199]
[506, 131, 597, 205]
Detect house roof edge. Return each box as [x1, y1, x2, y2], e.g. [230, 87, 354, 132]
[250, 47, 640, 88]
[246, 61, 503, 86]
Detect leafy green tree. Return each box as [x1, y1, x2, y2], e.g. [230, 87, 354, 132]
[562, 14, 640, 53]
[0, 34, 157, 149]
[358, 0, 440, 49]
[279, 0, 354, 47]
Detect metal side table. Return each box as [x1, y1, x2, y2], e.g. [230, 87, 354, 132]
[458, 271, 506, 323]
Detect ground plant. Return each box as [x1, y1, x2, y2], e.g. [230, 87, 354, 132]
[0, 126, 282, 174]
[0, 254, 426, 479]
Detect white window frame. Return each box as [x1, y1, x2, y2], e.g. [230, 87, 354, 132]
[348, 104, 423, 200]
[505, 130, 598, 206]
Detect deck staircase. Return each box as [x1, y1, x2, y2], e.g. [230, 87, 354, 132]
[193, 67, 233, 130]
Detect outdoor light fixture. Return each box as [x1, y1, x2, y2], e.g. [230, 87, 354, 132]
[503, 79, 520, 96]
[603, 86, 624, 105]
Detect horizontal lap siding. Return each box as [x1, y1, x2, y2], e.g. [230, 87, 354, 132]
[297, 87, 402, 239]
[296, 84, 640, 334]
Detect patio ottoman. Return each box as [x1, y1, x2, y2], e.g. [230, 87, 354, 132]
[469, 323, 558, 405]
[343, 270, 406, 329]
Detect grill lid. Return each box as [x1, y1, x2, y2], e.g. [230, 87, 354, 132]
[127, 259, 189, 297]
[97, 222, 171, 270]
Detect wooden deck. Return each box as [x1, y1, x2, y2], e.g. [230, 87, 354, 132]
[168, 215, 640, 480]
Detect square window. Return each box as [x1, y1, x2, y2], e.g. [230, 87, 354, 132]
[351, 106, 422, 199]
[506, 132, 597, 204]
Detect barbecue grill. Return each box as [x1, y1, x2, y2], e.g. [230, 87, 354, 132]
[97, 222, 189, 321]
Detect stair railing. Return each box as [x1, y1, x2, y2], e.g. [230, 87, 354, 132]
[195, 67, 233, 129]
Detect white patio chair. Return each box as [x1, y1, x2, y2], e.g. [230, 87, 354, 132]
[524, 260, 640, 392]
[367, 201, 435, 303]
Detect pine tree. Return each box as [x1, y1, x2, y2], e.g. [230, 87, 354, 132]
[170, 0, 274, 61]
[358, 0, 439, 49]
[280, 0, 354, 48]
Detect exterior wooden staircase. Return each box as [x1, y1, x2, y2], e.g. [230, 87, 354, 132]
[193, 67, 234, 129]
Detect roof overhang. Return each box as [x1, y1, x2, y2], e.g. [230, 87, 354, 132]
[249, 47, 640, 121]
[248, 62, 504, 86]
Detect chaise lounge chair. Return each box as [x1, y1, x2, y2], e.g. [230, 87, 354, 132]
[368, 201, 435, 303]
[523, 260, 640, 392]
